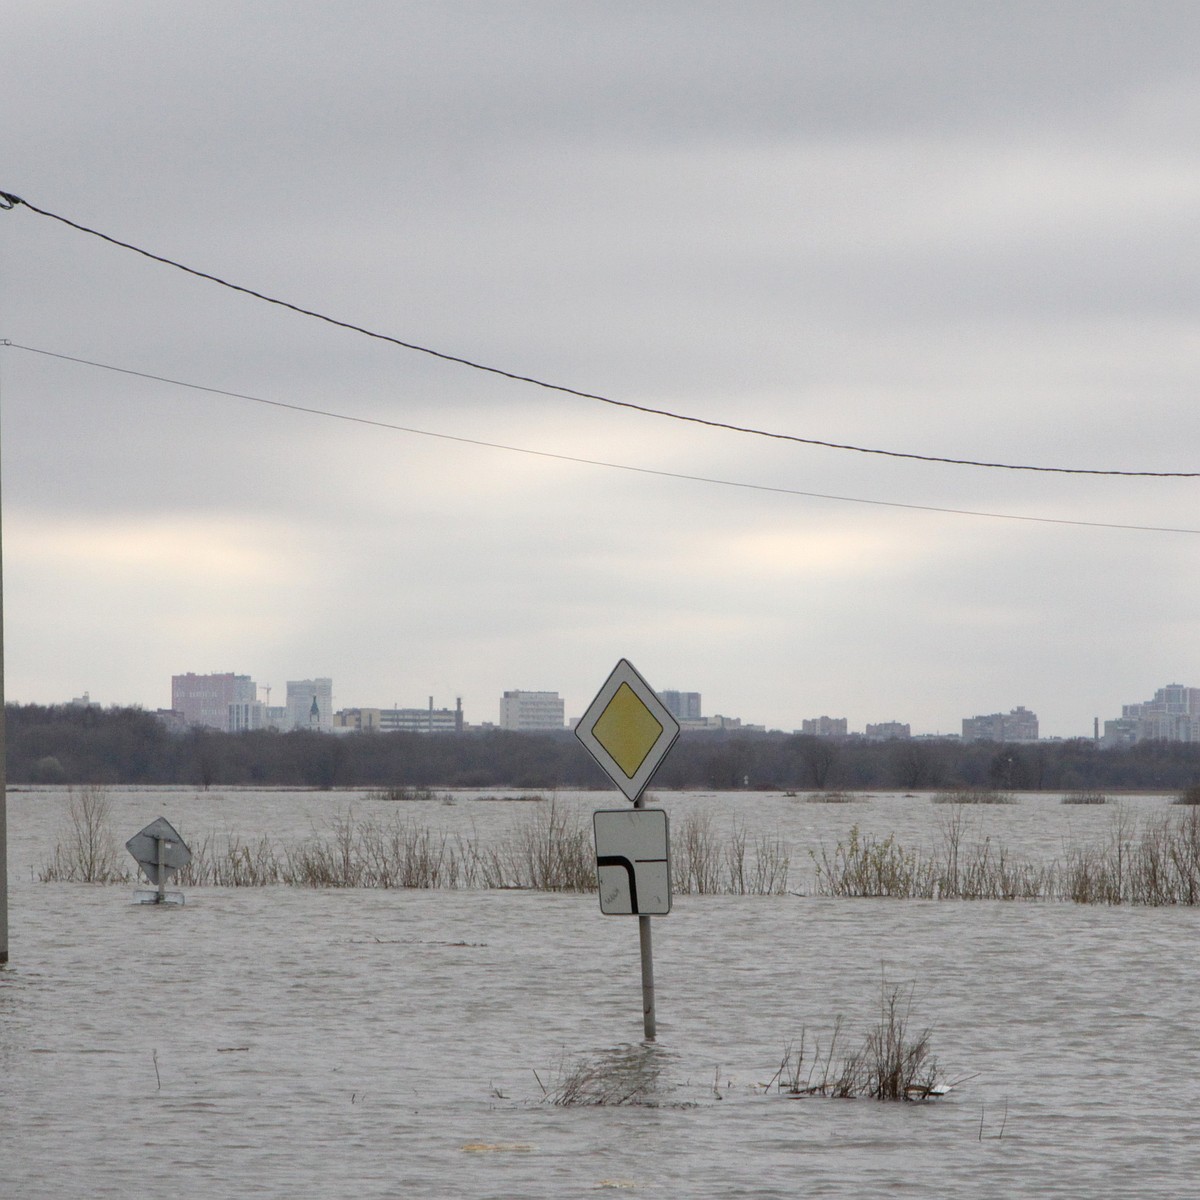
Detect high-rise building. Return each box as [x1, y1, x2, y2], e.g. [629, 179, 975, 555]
[499, 690, 565, 731]
[962, 706, 1038, 743]
[865, 722, 911, 741]
[1105, 684, 1200, 745]
[171, 672, 257, 731]
[801, 716, 849, 738]
[229, 701, 268, 732]
[286, 678, 333, 732]
[659, 690, 702, 720]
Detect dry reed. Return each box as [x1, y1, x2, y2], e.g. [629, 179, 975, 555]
[42, 799, 789, 895]
[770, 981, 943, 1101]
[813, 807, 1200, 905]
[1062, 789, 1109, 805]
[538, 1044, 665, 1106]
[672, 812, 791, 895]
[364, 784, 439, 803]
[932, 788, 1015, 805]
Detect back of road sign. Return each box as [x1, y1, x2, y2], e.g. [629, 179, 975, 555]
[125, 816, 191, 885]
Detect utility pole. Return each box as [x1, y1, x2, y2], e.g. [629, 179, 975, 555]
[1, 385, 8, 965]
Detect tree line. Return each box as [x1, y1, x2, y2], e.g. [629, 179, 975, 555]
[6, 702, 1200, 793]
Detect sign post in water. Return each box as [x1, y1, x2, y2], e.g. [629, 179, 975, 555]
[575, 659, 680, 1040]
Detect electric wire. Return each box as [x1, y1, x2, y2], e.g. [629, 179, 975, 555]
[3, 341, 1196, 536]
[1, 190, 1195, 480]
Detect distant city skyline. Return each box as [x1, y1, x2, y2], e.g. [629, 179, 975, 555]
[60, 670, 1200, 746]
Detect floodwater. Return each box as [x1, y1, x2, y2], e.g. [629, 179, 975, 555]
[3, 787, 1200, 1198]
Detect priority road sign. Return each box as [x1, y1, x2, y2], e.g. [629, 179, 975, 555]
[575, 659, 680, 802]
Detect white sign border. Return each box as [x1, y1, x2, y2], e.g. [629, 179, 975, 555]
[575, 658, 681, 802]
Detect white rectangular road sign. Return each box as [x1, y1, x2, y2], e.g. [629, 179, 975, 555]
[593, 808, 671, 915]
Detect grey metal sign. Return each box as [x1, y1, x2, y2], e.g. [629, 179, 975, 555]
[126, 816, 191, 885]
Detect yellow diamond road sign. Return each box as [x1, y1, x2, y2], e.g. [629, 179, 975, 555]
[575, 659, 680, 802]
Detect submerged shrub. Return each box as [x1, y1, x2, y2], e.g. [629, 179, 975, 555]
[506, 797, 593, 891]
[810, 826, 935, 899]
[672, 811, 723, 894]
[670, 813, 791, 895]
[1063, 789, 1109, 805]
[1064, 806, 1200, 905]
[771, 981, 945, 1102]
[538, 1044, 666, 1106]
[39, 785, 129, 883]
[812, 807, 1200, 906]
[932, 788, 1015, 805]
[365, 784, 438, 803]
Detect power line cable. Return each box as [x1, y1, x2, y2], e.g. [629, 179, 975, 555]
[2, 189, 1195, 480]
[4, 340, 1196, 536]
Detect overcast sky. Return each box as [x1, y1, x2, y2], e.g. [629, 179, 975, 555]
[2, 1, 1198, 737]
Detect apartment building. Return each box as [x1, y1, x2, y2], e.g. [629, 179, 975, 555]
[171, 672, 258, 731]
[499, 690, 565, 731]
[800, 716, 848, 738]
[865, 721, 911, 741]
[659, 690, 702, 721]
[286, 678, 333, 732]
[961, 706, 1039, 743]
[1105, 683, 1200, 745]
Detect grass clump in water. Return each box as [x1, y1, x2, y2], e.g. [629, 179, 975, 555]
[365, 784, 438, 803]
[502, 797, 594, 891]
[770, 982, 945, 1101]
[1062, 789, 1109, 805]
[537, 1044, 665, 1106]
[1064, 806, 1200, 905]
[812, 814, 1052, 901]
[812, 807, 1200, 905]
[170, 798, 594, 891]
[671, 812, 791, 895]
[932, 788, 1015, 805]
[810, 826, 933, 899]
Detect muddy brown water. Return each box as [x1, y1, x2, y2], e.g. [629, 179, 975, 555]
[3, 787, 1197, 1197]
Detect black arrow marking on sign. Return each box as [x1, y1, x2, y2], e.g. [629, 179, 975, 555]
[596, 854, 638, 914]
[596, 854, 670, 914]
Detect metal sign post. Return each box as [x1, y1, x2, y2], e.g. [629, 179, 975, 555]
[576, 659, 680, 1041]
[634, 793, 657, 1039]
[636, 884, 655, 1033]
[156, 833, 167, 903]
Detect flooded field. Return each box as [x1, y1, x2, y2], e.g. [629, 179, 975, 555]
[4, 787, 1200, 1197]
